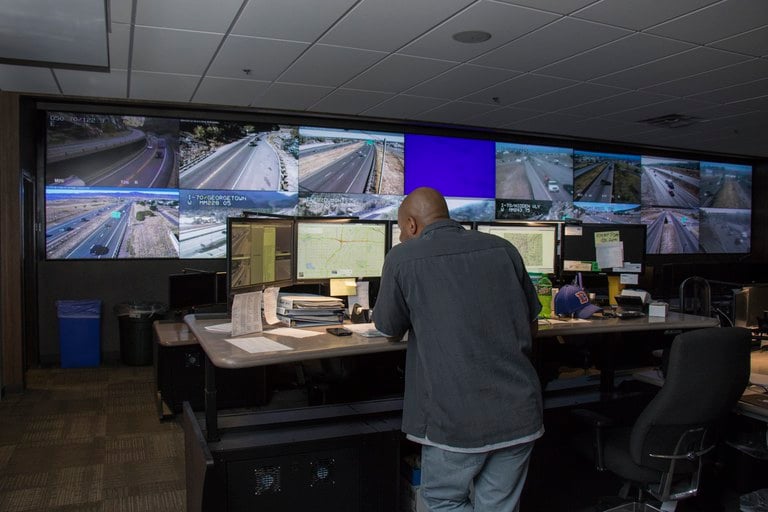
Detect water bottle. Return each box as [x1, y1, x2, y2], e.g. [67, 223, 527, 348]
[536, 274, 553, 319]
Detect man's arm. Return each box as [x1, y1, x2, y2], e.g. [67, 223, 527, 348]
[373, 259, 410, 342]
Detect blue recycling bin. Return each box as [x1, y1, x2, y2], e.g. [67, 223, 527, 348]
[56, 299, 102, 368]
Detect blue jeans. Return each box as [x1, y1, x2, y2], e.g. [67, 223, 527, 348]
[420, 441, 534, 512]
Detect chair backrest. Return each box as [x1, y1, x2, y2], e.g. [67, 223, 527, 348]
[630, 327, 751, 472]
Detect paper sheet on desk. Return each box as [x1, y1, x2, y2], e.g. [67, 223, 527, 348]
[266, 327, 322, 338]
[205, 322, 232, 333]
[539, 318, 590, 324]
[224, 337, 292, 354]
[262, 286, 281, 325]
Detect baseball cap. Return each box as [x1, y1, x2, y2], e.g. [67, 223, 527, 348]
[554, 284, 602, 319]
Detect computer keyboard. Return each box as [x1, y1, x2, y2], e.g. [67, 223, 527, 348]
[616, 310, 645, 319]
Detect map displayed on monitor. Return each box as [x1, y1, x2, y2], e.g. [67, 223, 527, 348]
[296, 222, 386, 279]
[477, 224, 557, 275]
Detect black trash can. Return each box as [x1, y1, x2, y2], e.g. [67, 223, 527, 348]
[114, 301, 166, 366]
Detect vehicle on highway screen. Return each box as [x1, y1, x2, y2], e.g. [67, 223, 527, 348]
[179, 120, 298, 192]
[46, 112, 180, 189]
[44, 187, 179, 260]
[295, 219, 387, 281]
[573, 151, 641, 204]
[298, 126, 404, 195]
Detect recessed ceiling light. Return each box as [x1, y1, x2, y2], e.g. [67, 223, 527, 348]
[452, 30, 492, 44]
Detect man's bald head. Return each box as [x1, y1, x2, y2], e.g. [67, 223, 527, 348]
[397, 187, 450, 242]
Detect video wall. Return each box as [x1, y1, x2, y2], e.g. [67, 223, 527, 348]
[44, 110, 752, 259]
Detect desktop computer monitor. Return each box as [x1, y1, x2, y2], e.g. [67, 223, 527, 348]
[476, 222, 558, 275]
[295, 219, 387, 281]
[168, 272, 219, 311]
[226, 217, 295, 295]
[561, 223, 646, 275]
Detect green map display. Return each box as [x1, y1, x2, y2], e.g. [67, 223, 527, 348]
[297, 222, 386, 279]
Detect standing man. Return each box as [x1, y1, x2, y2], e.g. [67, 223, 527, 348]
[374, 187, 543, 512]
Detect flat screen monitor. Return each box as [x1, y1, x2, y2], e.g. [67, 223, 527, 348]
[168, 272, 218, 310]
[476, 222, 558, 275]
[295, 219, 387, 281]
[227, 217, 295, 294]
[561, 223, 646, 274]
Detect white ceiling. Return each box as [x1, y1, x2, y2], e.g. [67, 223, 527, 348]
[0, 0, 767, 159]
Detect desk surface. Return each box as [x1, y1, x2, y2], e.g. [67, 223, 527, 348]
[185, 312, 719, 370]
[154, 320, 197, 347]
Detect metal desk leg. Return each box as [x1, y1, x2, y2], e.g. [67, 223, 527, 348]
[204, 355, 219, 442]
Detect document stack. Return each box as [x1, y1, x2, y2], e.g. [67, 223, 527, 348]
[276, 294, 345, 327]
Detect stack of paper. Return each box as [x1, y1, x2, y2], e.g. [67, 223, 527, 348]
[276, 294, 345, 327]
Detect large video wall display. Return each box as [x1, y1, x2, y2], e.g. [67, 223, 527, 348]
[42, 109, 754, 260]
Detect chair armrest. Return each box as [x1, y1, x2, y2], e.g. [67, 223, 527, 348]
[571, 408, 614, 471]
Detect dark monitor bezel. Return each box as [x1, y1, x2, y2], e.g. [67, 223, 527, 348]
[168, 271, 219, 311]
[294, 217, 388, 283]
[560, 222, 647, 276]
[226, 216, 296, 296]
[475, 220, 560, 276]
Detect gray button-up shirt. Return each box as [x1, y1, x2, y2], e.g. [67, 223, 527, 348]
[374, 219, 543, 450]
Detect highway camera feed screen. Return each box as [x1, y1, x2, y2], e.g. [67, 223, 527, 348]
[477, 224, 556, 275]
[229, 221, 294, 290]
[296, 222, 386, 280]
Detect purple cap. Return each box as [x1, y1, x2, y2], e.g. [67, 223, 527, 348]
[554, 284, 602, 319]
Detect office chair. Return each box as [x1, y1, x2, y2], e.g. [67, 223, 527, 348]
[574, 327, 751, 511]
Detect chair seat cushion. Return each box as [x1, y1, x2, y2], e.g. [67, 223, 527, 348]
[603, 427, 662, 484]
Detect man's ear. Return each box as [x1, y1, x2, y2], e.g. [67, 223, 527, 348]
[404, 216, 418, 238]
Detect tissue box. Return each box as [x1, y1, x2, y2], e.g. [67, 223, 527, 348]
[648, 302, 668, 317]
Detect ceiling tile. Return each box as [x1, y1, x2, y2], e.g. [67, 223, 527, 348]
[536, 34, 694, 81]
[417, 100, 500, 124]
[643, 59, 768, 98]
[344, 54, 457, 93]
[192, 77, 270, 106]
[109, 0, 133, 24]
[308, 89, 395, 115]
[593, 47, 751, 89]
[401, 0, 559, 62]
[689, 77, 768, 104]
[559, 90, 674, 117]
[461, 74, 576, 106]
[0, 64, 59, 94]
[463, 106, 543, 127]
[0, 0, 108, 69]
[129, 71, 199, 102]
[233, 0, 357, 42]
[207, 36, 308, 81]
[573, 117, 668, 141]
[131, 26, 222, 75]
[278, 44, 386, 87]
[494, 0, 597, 14]
[504, 112, 584, 133]
[55, 69, 127, 98]
[135, 0, 242, 32]
[725, 95, 768, 112]
[647, 0, 768, 44]
[360, 94, 447, 119]
[405, 64, 520, 100]
[513, 82, 625, 110]
[684, 102, 758, 120]
[601, 97, 716, 123]
[573, 0, 720, 30]
[321, 0, 474, 52]
[109, 22, 130, 70]
[710, 26, 768, 58]
[472, 17, 631, 72]
[251, 82, 335, 110]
